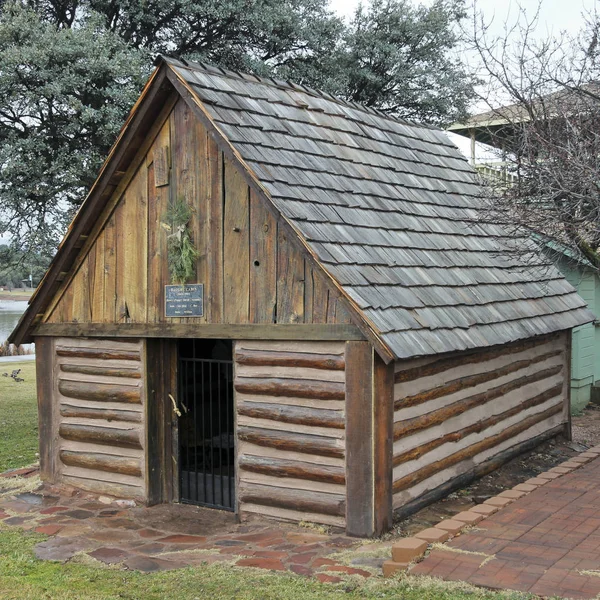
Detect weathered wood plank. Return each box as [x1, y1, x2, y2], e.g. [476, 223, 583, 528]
[59, 450, 142, 477]
[235, 349, 345, 371]
[13, 69, 173, 345]
[345, 340, 374, 537]
[311, 271, 330, 324]
[146, 338, 177, 504]
[60, 363, 141, 379]
[59, 423, 142, 449]
[38, 322, 364, 340]
[223, 158, 250, 323]
[249, 189, 277, 323]
[34, 337, 56, 482]
[239, 455, 345, 485]
[103, 215, 117, 322]
[120, 164, 148, 322]
[394, 333, 560, 384]
[153, 146, 169, 186]
[393, 383, 564, 467]
[59, 404, 142, 423]
[392, 425, 563, 521]
[91, 231, 105, 321]
[58, 380, 141, 404]
[56, 347, 141, 361]
[392, 403, 563, 493]
[239, 483, 345, 517]
[394, 350, 562, 411]
[206, 140, 224, 323]
[238, 426, 344, 458]
[238, 401, 344, 429]
[394, 364, 564, 441]
[147, 118, 171, 322]
[276, 230, 305, 323]
[374, 352, 394, 535]
[235, 377, 345, 400]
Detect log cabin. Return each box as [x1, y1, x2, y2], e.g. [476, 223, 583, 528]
[10, 56, 595, 537]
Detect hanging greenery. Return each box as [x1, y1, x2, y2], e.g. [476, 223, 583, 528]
[164, 198, 199, 284]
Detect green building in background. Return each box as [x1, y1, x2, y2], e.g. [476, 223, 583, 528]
[547, 244, 600, 413]
[448, 108, 600, 415]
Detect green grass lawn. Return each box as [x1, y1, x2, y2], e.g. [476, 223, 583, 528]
[0, 526, 534, 600]
[0, 360, 38, 471]
[0, 361, 535, 600]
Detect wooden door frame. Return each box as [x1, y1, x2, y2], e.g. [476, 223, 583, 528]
[146, 338, 178, 504]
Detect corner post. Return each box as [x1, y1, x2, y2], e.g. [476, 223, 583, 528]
[346, 341, 381, 537]
[34, 336, 57, 482]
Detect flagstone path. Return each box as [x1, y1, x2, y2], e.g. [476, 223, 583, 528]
[0, 468, 385, 582]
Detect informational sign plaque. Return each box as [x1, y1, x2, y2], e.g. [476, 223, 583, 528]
[165, 284, 204, 317]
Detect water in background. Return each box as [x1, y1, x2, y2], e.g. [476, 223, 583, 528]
[0, 301, 33, 352]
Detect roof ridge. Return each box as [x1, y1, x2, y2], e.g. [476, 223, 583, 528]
[158, 54, 438, 133]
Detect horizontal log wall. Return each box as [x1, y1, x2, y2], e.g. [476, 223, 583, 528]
[392, 332, 569, 513]
[44, 97, 353, 328]
[235, 340, 347, 527]
[55, 337, 147, 499]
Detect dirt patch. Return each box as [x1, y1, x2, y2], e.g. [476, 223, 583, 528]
[389, 405, 600, 538]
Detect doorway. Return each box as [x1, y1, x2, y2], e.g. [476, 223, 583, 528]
[177, 339, 235, 510]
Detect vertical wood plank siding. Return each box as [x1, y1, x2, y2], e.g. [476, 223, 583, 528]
[235, 340, 347, 528]
[391, 332, 569, 512]
[44, 97, 353, 329]
[54, 338, 147, 499]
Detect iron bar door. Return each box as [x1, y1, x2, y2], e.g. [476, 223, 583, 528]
[177, 340, 234, 510]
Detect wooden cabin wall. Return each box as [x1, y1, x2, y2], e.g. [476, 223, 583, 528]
[391, 332, 569, 516]
[234, 340, 347, 528]
[44, 98, 352, 327]
[51, 337, 147, 499]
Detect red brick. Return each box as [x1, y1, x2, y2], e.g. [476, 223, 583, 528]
[484, 496, 514, 508]
[524, 477, 549, 486]
[579, 452, 600, 459]
[548, 466, 572, 474]
[498, 489, 527, 499]
[453, 511, 484, 525]
[514, 483, 538, 492]
[391, 538, 428, 562]
[415, 528, 450, 543]
[382, 560, 409, 577]
[569, 456, 592, 464]
[561, 461, 584, 469]
[470, 504, 498, 516]
[435, 519, 465, 535]
[236, 557, 286, 571]
[535, 472, 561, 481]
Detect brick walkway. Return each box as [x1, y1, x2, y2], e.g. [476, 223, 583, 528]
[0, 469, 385, 582]
[412, 455, 600, 599]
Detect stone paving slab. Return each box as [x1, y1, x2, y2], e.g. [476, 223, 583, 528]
[411, 455, 600, 599]
[0, 471, 388, 583]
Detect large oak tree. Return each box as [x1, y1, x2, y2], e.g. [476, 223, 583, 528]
[0, 0, 476, 254]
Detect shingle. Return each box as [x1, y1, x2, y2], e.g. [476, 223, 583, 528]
[163, 57, 595, 359]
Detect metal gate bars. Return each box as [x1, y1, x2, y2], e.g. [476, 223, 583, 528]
[177, 341, 235, 511]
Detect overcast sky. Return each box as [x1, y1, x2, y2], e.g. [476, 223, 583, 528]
[330, 0, 596, 35]
[330, 0, 598, 159]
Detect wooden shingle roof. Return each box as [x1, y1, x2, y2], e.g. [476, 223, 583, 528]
[164, 56, 593, 359]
